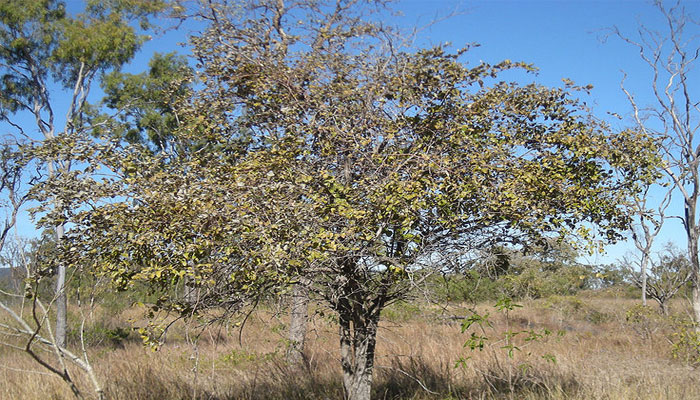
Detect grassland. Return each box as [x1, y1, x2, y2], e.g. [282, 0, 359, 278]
[1, 294, 699, 399]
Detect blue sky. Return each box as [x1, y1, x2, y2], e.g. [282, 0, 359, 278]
[7, 0, 699, 266]
[389, 0, 696, 265]
[398, 1, 677, 113]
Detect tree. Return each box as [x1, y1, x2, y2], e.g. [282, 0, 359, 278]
[0, 0, 166, 347]
[497, 242, 592, 299]
[0, 143, 107, 400]
[625, 244, 692, 315]
[100, 30, 313, 366]
[615, 0, 700, 325]
[33, 1, 660, 399]
[98, 51, 193, 152]
[286, 277, 310, 365]
[0, 235, 38, 294]
[629, 184, 672, 306]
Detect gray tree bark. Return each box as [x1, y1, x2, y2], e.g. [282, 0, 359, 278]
[687, 201, 700, 327]
[286, 282, 309, 365]
[640, 251, 648, 306]
[339, 312, 379, 400]
[50, 162, 67, 349]
[54, 259, 67, 348]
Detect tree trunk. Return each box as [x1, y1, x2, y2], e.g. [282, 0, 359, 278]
[286, 282, 309, 365]
[686, 202, 700, 330]
[339, 311, 379, 400]
[183, 275, 197, 304]
[692, 277, 700, 328]
[55, 223, 67, 348]
[640, 252, 648, 306]
[47, 158, 68, 348]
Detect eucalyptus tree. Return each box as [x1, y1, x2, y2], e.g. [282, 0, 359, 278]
[0, 0, 166, 347]
[98, 51, 193, 153]
[32, 1, 661, 399]
[0, 142, 108, 400]
[615, 0, 700, 325]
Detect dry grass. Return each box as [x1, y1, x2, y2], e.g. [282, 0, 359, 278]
[1, 295, 699, 399]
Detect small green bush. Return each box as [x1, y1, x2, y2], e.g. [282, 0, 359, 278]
[430, 271, 501, 303]
[381, 300, 423, 322]
[668, 315, 700, 365]
[625, 304, 665, 340]
[68, 318, 133, 348]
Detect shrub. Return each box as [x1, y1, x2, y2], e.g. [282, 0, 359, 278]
[381, 301, 423, 323]
[429, 271, 501, 303]
[668, 315, 700, 365]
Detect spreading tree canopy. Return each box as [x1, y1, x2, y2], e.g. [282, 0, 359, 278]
[30, 1, 660, 399]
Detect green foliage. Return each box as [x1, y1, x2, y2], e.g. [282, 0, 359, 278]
[99, 52, 193, 150]
[545, 295, 585, 314]
[62, 300, 136, 348]
[0, 0, 164, 122]
[498, 264, 587, 299]
[381, 301, 423, 323]
[625, 304, 664, 339]
[21, 2, 664, 398]
[590, 264, 627, 289]
[544, 295, 611, 325]
[496, 244, 593, 299]
[585, 308, 612, 324]
[457, 297, 560, 388]
[70, 320, 132, 348]
[431, 271, 502, 303]
[433, 244, 609, 303]
[669, 316, 700, 366]
[219, 348, 280, 368]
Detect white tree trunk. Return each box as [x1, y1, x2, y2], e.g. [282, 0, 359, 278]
[687, 202, 700, 330]
[48, 156, 67, 349]
[55, 222, 67, 349]
[640, 252, 648, 306]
